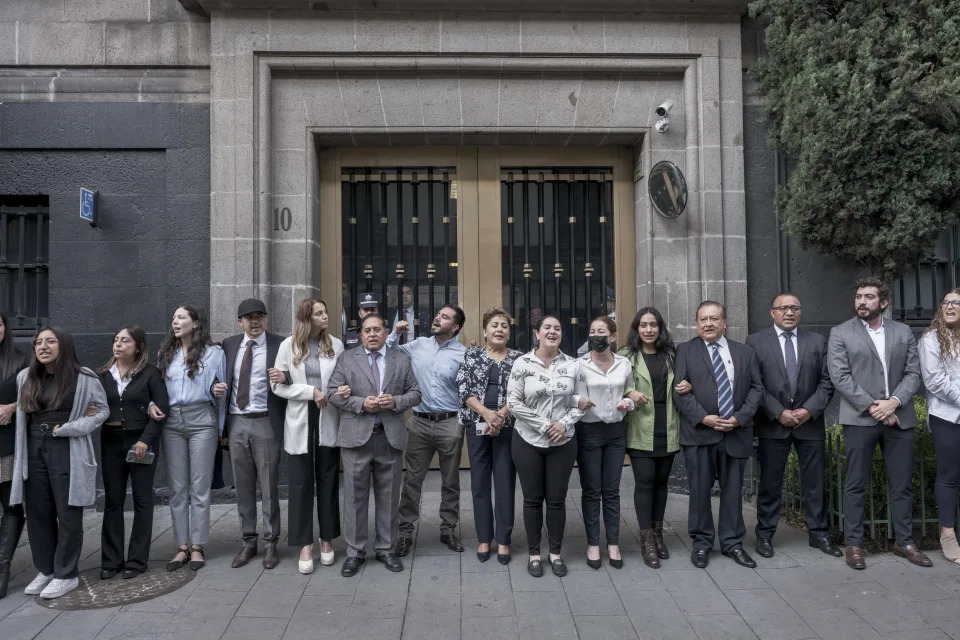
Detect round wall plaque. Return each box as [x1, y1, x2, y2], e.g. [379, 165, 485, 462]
[648, 161, 688, 219]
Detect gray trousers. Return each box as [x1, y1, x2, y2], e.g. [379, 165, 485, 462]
[228, 414, 281, 547]
[162, 403, 219, 546]
[399, 415, 463, 536]
[341, 429, 403, 558]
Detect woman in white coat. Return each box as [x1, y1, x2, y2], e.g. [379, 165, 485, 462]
[271, 298, 344, 574]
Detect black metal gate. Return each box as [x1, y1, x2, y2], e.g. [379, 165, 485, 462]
[0, 195, 49, 334]
[501, 167, 615, 354]
[341, 167, 458, 335]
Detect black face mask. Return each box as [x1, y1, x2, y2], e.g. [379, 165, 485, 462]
[588, 335, 610, 352]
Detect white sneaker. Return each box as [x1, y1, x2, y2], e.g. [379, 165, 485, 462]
[24, 573, 53, 595]
[39, 577, 78, 599]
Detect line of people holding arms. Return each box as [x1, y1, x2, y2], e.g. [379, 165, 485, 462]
[2, 274, 960, 600]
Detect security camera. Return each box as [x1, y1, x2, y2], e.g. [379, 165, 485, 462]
[655, 100, 674, 117]
[655, 118, 669, 133]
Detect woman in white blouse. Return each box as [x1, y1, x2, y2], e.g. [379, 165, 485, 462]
[919, 288, 960, 564]
[572, 316, 637, 570]
[506, 315, 584, 578]
[270, 298, 344, 574]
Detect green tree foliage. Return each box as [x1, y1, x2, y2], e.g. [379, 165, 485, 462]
[749, 0, 960, 280]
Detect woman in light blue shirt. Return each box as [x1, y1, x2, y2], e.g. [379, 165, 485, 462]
[155, 304, 225, 572]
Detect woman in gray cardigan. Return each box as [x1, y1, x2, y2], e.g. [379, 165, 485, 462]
[10, 327, 108, 599]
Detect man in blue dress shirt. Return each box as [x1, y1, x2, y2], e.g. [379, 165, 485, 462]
[389, 305, 468, 556]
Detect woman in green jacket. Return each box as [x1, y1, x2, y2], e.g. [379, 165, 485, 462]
[620, 307, 688, 568]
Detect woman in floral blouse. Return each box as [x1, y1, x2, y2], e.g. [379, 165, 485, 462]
[456, 307, 522, 565]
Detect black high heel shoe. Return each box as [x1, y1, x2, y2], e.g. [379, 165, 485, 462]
[189, 545, 205, 570]
[586, 557, 602, 570]
[166, 546, 189, 572]
[477, 550, 490, 563]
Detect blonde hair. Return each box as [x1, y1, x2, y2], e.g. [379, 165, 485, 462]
[925, 288, 960, 361]
[292, 298, 334, 366]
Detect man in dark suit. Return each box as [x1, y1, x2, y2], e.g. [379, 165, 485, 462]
[217, 298, 286, 570]
[328, 314, 421, 576]
[747, 293, 838, 559]
[828, 277, 930, 570]
[674, 301, 764, 569]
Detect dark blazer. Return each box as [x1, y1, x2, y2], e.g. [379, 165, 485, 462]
[97, 363, 170, 447]
[0, 370, 22, 457]
[327, 345, 421, 451]
[746, 327, 834, 440]
[222, 331, 287, 440]
[673, 336, 764, 458]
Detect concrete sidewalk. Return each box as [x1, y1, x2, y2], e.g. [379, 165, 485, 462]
[1, 469, 959, 640]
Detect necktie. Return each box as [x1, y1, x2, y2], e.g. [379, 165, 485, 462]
[783, 331, 798, 399]
[236, 339, 256, 410]
[711, 343, 734, 419]
[369, 351, 382, 394]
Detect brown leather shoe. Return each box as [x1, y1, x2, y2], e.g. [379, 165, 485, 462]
[231, 546, 257, 568]
[893, 543, 933, 567]
[395, 537, 413, 557]
[640, 529, 660, 569]
[440, 533, 464, 552]
[262, 544, 279, 570]
[845, 546, 866, 570]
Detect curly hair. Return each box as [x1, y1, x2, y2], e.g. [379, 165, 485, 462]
[925, 288, 960, 361]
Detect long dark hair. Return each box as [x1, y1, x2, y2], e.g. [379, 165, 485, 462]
[625, 307, 676, 369]
[19, 326, 83, 413]
[100, 324, 149, 378]
[157, 304, 214, 380]
[0, 311, 26, 382]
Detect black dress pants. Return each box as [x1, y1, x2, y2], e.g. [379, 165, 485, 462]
[930, 415, 960, 529]
[511, 430, 577, 556]
[465, 423, 516, 546]
[25, 431, 83, 579]
[100, 428, 158, 572]
[628, 452, 675, 530]
[842, 424, 915, 547]
[576, 421, 626, 546]
[755, 436, 828, 541]
[288, 403, 341, 547]
[683, 440, 747, 553]
[0, 479, 23, 519]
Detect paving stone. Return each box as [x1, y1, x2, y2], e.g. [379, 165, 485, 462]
[796, 607, 883, 640]
[883, 630, 952, 640]
[340, 615, 404, 640]
[282, 595, 352, 639]
[561, 570, 625, 616]
[514, 591, 577, 640]
[687, 612, 759, 639]
[663, 569, 737, 616]
[725, 588, 816, 640]
[461, 571, 515, 618]
[237, 573, 306, 618]
[221, 615, 289, 640]
[574, 614, 639, 639]
[461, 616, 520, 640]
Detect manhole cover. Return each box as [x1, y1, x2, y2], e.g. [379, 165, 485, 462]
[34, 566, 195, 610]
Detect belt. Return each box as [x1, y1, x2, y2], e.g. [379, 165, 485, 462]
[372, 424, 384, 433]
[27, 423, 56, 435]
[414, 411, 457, 422]
[232, 411, 269, 420]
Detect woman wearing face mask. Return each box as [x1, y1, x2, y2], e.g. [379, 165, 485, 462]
[456, 307, 522, 564]
[10, 327, 108, 599]
[506, 315, 584, 578]
[572, 317, 635, 569]
[97, 325, 169, 580]
[619, 307, 689, 568]
[157, 304, 226, 572]
[270, 298, 344, 574]
[0, 311, 26, 599]
[919, 289, 960, 564]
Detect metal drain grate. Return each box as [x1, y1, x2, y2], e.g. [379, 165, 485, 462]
[33, 566, 196, 610]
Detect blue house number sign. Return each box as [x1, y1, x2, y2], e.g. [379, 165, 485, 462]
[80, 187, 97, 226]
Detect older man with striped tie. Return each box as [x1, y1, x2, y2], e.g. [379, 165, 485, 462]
[673, 301, 764, 569]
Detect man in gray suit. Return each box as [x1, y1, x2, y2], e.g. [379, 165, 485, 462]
[827, 276, 930, 570]
[674, 301, 764, 569]
[328, 314, 421, 576]
[747, 293, 838, 559]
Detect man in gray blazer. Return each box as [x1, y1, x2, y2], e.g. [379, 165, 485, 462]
[747, 293, 838, 559]
[328, 314, 421, 577]
[674, 301, 764, 569]
[827, 276, 930, 570]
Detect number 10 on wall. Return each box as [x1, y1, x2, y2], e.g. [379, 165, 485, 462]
[274, 207, 291, 231]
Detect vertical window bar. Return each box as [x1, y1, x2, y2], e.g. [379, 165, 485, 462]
[552, 171, 562, 326]
[380, 171, 389, 314]
[506, 175, 517, 348]
[443, 172, 451, 305]
[898, 278, 906, 322]
[567, 175, 577, 351]
[522, 170, 532, 352]
[913, 263, 922, 317]
[34, 208, 45, 325]
[0, 210, 8, 316]
[348, 172, 359, 327]
[583, 180, 594, 328]
[411, 170, 420, 330]
[16, 211, 26, 321]
[395, 166, 405, 329]
[599, 176, 611, 317]
[365, 168, 374, 300]
[427, 168, 436, 317]
[537, 172, 546, 318]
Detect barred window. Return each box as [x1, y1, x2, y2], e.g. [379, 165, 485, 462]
[0, 196, 49, 333]
[893, 224, 959, 328]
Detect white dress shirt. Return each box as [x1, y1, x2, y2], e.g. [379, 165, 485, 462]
[573, 353, 636, 423]
[109, 363, 132, 395]
[364, 345, 387, 395]
[706, 335, 735, 386]
[861, 319, 891, 400]
[229, 331, 269, 414]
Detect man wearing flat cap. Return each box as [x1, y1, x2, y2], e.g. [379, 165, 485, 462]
[344, 292, 381, 350]
[219, 298, 287, 569]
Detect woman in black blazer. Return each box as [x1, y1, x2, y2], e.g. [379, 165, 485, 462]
[97, 325, 169, 579]
[0, 311, 27, 599]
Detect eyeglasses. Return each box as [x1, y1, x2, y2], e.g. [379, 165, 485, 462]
[33, 338, 59, 348]
[772, 305, 802, 313]
[942, 300, 960, 308]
